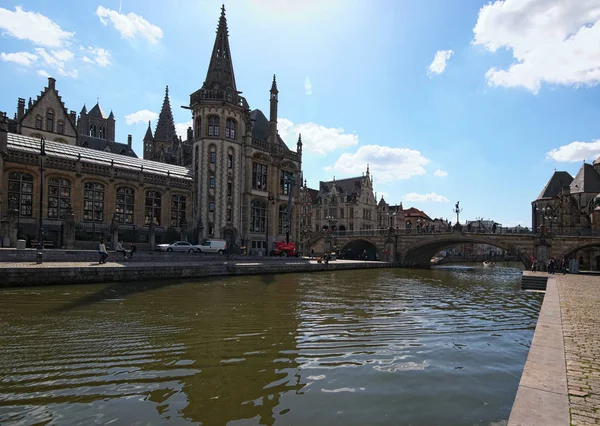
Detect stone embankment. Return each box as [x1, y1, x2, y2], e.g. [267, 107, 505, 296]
[0, 258, 390, 287]
[510, 273, 600, 426]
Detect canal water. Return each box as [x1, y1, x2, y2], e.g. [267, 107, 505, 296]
[0, 265, 542, 426]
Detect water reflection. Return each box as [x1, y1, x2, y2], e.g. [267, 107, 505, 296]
[0, 266, 541, 425]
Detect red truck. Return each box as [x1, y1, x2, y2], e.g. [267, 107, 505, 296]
[270, 241, 302, 257]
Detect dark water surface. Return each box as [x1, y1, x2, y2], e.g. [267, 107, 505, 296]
[0, 265, 542, 426]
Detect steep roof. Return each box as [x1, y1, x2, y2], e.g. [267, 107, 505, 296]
[144, 120, 154, 141]
[154, 86, 177, 142]
[537, 171, 573, 199]
[20, 77, 76, 131]
[203, 5, 237, 91]
[570, 163, 600, 194]
[78, 135, 137, 158]
[88, 103, 107, 119]
[404, 207, 432, 220]
[319, 176, 369, 196]
[307, 188, 319, 203]
[250, 108, 291, 150]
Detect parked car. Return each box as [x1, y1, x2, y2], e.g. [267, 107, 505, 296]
[195, 239, 227, 254]
[156, 241, 196, 252]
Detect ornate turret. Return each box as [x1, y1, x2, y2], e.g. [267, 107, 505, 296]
[154, 85, 177, 143]
[269, 74, 278, 141]
[203, 4, 237, 92]
[297, 133, 302, 153]
[144, 121, 154, 141]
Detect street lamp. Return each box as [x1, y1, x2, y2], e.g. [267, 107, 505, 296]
[38, 136, 46, 250]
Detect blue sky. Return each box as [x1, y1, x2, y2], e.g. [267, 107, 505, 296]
[1, 0, 600, 228]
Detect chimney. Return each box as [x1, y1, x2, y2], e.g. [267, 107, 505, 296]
[0, 112, 8, 155]
[17, 98, 25, 120]
[127, 134, 132, 149]
[48, 77, 56, 90]
[69, 110, 76, 126]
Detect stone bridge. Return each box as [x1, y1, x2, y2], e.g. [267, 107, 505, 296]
[307, 229, 600, 269]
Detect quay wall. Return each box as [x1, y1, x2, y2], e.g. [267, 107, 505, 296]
[0, 260, 390, 287]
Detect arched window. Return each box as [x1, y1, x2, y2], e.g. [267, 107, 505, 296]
[46, 109, 54, 132]
[210, 145, 216, 164]
[226, 119, 236, 139]
[83, 182, 104, 222]
[170, 194, 187, 227]
[99, 125, 105, 139]
[195, 117, 201, 139]
[8, 172, 33, 217]
[280, 170, 293, 195]
[227, 150, 233, 169]
[209, 201, 215, 212]
[48, 177, 71, 219]
[278, 205, 288, 234]
[208, 116, 219, 137]
[57, 120, 64, 134]
[90, 124, 97, 137]
[116, 187, 135, 224]
[145, 190, 162, 226]
[210, 175, 215, 188]
[35, 115, 42, 130]
[251, 200, 266, 233]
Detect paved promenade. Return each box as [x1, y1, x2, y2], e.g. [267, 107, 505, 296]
[558, 275, 600, 425]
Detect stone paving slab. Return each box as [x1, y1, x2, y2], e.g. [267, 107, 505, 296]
[556, 274, 600, 425]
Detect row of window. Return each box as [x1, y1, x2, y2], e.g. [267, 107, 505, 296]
[251, 163, 294, 195]
[315, 207, 356, 220]
[89, 124, 107, 139]
[34, 109, 64, 134]
[250, 200, 290, 234]
[7, 172, 187, 227]
[196, 117, 236, 140]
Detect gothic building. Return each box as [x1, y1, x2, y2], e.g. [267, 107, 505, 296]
[189, 5, 302, 251]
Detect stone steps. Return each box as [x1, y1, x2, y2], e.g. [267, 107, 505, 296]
[521, 273, 548, 291]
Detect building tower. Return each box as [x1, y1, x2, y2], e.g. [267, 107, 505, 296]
[77, 102, 115, 142]
[151, 86, 178, 162]
[189, 4, 249, 246]
[143, 121, 154, 159]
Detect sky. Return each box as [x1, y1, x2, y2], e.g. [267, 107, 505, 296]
[1, 0, 600, 228]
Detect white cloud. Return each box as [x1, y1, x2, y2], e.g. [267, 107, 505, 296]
[403, 192, 449, 203]
[473, 0, 600, 93]
[304, 77, 312, 95]
[175, 120, 193, 140]
[96, 5, 163, 44]
[81, 46, 111, 67]
[37, 69, 50, 78]
[34, 48, 77, 78]
[0, 51, 38, 66]
[326, 145, 430, 184]
[428, 50, 454, 75]
[433, 169, 448, 177]
[125, 109, 159, 125]
[546, 140, 600, 163]
[0, 6, 74, 47]
[278, 118, 358, 154]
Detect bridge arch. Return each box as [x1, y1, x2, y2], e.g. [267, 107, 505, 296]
[400, 235, 531, 269]
[557, 240, 600, 264]
[341, 239, 381, 261]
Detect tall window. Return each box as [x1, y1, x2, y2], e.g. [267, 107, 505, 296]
[340, 208, 345, 219]
[209, 201, 215, 212]
[227, 208, 232, 222]
[280, 170, 293, 195]
[208, 116, 219, 136]
[48, 177, 71, 219]
[99, 126, 105, 139]
[226, 119, 236, 139]
[278, 205, 288, 234]
[227, 182, 232, 196]
[57, 120, 64, 134]
[116, 187, 135, 224]
[83, 182, 104, 222]
[210, 148, 216, 163]
[350, 207, 354, 218]
[170, 194, 186, 227]
[252, 163, 268, 190]
[46, 110, 54, 132]
[195, 117, 201, 138]
[90, 124, 97, 137]
[227, 154, 233, 168]
[8, 172, 33, 217]
[251, 200, 266, 233]
[35, 116, 42, 130]
[210, 176, 215, 188]
[145, 190, 162, 226]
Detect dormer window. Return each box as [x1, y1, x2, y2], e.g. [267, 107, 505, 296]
[57, 121, 64, 134]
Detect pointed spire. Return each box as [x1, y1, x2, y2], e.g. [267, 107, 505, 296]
[366, 164, 370, 176]
[203, 4, 237, 91]
[297, 133, 302, 151]
[144, 120, 154, 141]
[80, 104, 87, 114]
[270, 74, 278, 94]
[154, 86, 177, 142]
[108, 110, 115, 120]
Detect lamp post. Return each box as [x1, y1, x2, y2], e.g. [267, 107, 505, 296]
[38, 136, 46, 251]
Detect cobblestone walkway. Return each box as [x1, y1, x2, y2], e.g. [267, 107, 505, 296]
[558, 275, 600, 425]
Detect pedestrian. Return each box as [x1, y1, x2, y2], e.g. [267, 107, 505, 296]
[129, 242, 137, 259]
[531, 256, 536, 272]
[98, 239, 109, 264]
[115, 240, 128, 260]
[561, 257, 567, 274]
[310, 248, 314, 259]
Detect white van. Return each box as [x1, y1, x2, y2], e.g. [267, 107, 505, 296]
[195, 239, 227, 254]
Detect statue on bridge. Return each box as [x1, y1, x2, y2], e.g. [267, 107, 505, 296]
[453, 201, 463, 225]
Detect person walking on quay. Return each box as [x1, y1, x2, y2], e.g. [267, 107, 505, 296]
[310, 248, 314, 259]
[561, 257, 567, 274]
[129, 242, 137, 259]
[98, 239, 109, 264]
[531, 256, 536, 272]
[115, 241, 128, 260]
